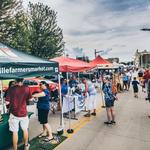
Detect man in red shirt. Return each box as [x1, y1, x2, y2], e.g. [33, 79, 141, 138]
[143, 69, 150, 84]
[6, 78, 32, 150]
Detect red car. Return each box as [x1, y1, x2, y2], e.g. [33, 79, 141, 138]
[23, 77, 58, 94]
[3, 77, 58, 95]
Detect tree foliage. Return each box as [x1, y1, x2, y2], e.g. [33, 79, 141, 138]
[9, 11, 31, 53]
[0, 0, 22, 42]
[0, 1, 64, 59]
[28, 2, 64, 59]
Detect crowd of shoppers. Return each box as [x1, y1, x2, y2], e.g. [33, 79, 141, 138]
[5, 79, 53, 150]
[3, 67, 150, 149]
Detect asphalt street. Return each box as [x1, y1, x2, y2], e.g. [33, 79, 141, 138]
[56, 88, 150, 150]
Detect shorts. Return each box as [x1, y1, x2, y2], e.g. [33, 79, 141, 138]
[8, 113, 29, 132]
[133, 87, 138, 93]
[123, 81, 128, 85]
[105, 100, 114, 108]
[38, 109, 49, 124]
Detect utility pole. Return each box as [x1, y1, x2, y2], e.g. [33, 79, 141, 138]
[94, 49, 96, 58]
[94, 49, 104, 58]
[140, 54, 142, 67]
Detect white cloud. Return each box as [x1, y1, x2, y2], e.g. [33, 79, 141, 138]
[23, 0, 150, 61]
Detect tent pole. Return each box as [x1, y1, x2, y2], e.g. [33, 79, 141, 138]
[96, 67, 99, 83]
[66, 72, 69, 87]
[78, 72, 80, 81]
[0, 80, 5, 113]
[100, 79, 105, 108]
[58, 73, 64, 129]
[97, 67, 105, 108]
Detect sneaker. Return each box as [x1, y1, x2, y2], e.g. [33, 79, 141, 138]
[91, 112, 96, 116]
[24, 144, 30, 150]
[84, 113, 91, 117]
[111, 121, 116, 124]
[104, 121, 112, 125]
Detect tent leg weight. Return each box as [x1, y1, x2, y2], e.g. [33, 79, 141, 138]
[101, 106, 106, 108]
[67, 129, 74, 134]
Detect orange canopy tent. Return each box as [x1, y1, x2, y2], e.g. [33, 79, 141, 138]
[51, 56, 95, 72]
[89, 55, 113, 69]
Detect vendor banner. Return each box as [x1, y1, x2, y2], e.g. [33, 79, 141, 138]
[0, 63, 58, 79]
[0, 43, 59, 79]
[74, 94, 85, 114]
[62, 95, 74, 113]
[62, 94, 85, 114]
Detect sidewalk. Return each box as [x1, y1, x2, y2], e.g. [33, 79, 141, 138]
[56, 88, 150, 150]
[28, 91, 102, 140]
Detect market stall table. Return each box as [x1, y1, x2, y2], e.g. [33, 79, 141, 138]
[0, 112, 33, 149]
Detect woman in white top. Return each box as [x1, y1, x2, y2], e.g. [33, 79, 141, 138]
[82, 78, 97, 117]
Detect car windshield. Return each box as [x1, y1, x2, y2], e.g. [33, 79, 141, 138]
[23, 80, 38, 86]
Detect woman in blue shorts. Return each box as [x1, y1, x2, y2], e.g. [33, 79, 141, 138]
[103, 77, 116, 125]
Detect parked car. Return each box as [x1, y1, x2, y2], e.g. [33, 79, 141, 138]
[44, 74, 63, 83]
[2, 77, 59, 112]
[23, 77, 58, 94]
[3, 77, 58, 95]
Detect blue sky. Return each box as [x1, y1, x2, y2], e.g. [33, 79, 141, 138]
[24, 0, 150, 61]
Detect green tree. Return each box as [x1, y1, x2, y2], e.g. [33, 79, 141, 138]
[9, 11, 31, 53]
[0, 1, 64, 59]
[28, 2, 65, 59]
[0, 0, 22, 43]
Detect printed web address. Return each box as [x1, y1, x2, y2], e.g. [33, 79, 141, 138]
[0, 67, 54, 74]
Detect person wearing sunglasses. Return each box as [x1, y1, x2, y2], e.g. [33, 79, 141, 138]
[32, 81, 53, 142]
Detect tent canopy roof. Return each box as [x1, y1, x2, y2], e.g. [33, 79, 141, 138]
[51, 56, 95, 72]
[0, 43, 54, 63]
[0, 43, 59, 79]
[89, 55, 111, 65]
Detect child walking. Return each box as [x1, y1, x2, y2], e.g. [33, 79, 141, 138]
[132, 77, 139, 98]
